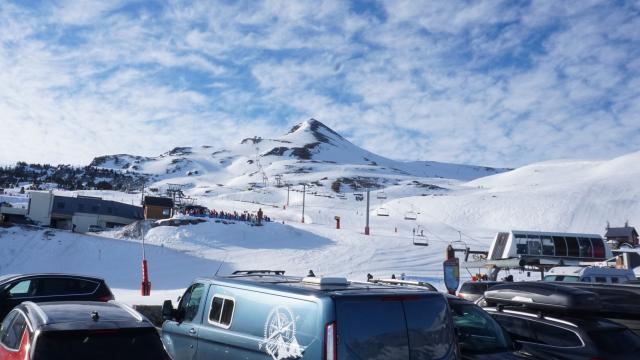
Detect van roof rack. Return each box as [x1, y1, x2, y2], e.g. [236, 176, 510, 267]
[231, 270, 286, 276]
[368, 278, 437, 291]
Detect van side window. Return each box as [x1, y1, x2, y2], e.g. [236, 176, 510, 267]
[595, 277, 607, 283]
[611, 277, 619, 284]
[208, 295, 235, 328]
[580, 277, 591, 282]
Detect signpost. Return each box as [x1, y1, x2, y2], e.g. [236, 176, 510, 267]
[443, 258, 460, 295]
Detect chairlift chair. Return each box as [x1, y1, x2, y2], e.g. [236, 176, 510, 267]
[404, 211, 417, 220]
[377, 207, 389, 216]
[377, 191, 387, 200]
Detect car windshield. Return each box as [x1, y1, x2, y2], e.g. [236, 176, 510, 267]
[588, 328, 640, 355]
[449, 301, 512, 354]
[32, 328, 168, 360]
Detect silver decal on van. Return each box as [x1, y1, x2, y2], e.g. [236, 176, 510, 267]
[259, 306, 305, 360]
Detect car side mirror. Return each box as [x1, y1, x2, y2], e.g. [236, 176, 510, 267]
[162, 300, 176, 321]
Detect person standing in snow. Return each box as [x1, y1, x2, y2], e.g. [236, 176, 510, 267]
[257, 208, 263, 225]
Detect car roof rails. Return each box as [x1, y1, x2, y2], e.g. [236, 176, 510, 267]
[231, 270, 286, 276]
[367, 278, 438, 291]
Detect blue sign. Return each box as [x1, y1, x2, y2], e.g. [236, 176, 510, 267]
[443, 258, 460, 294]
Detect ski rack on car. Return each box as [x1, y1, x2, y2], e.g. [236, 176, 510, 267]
[367, 278, 438, 291]
[231, 270, 286, 276]
[484, 281, 602, 313]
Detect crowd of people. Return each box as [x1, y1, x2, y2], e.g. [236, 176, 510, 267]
[180, 206, 271, 224]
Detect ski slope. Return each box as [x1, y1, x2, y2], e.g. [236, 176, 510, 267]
[2, 142, 639, 305]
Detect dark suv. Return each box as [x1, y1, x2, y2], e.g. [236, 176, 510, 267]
[486, 307, 640, 359]
[0, 274, 114, 320]
[0, 301, 170, 359]
[482, 282, 640, 359]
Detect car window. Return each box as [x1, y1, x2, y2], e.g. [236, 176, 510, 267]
[208, 296, 234, 328]
[492, 315, 537, 343]
[337, 298, 409, 359]
[37, 278, 99, 296]
[178, 283, 206, 322]
[32, 328, 168, 360]
[0, 312, 27, 350]
[594, 277, 607, 283]
[7, 280, 35, 298]
[531, 322, 582, 347]
[588, 329, 640, 355]
[450, 302, 510, 354]
[404, 296, 455, 359]
[460, 282, 489, 294]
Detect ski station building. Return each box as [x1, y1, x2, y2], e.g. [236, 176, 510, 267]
[26, 191, 143, 233]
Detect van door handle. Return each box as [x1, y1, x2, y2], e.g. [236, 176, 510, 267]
[188, 328, 197, 335]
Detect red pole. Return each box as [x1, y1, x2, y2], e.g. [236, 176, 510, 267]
[335, 217, 340, 229]
[141, 259, 151, 296]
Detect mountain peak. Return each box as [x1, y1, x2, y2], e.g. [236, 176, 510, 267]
[287, 118, 344, 144]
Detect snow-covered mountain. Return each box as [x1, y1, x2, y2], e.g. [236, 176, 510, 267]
[89, 119, 508, 193]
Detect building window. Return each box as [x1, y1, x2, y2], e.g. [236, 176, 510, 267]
[91, 205, 99, 212]
[78, 204, 85, 211]
[57, 202, 65, 209]
[162, 209, 171, 216]
[107, 207, 113, 214]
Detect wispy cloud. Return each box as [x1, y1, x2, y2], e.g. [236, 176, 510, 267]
[0, 0, 638, 167]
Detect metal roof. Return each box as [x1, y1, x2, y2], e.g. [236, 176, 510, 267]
[605, 226, 638, 238]
[52, 195, 143, 219]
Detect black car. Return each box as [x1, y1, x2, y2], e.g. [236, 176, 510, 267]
[486, 307, 640, 359]
[457, 281, 501, 302]
[0, 301, 170, 359]
[0, 273, 114, 320]
[482, 282, 640, 359]
[447, 296, 536, 359]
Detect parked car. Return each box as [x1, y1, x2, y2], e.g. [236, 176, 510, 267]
[371, 278, 535, 359]
[545, 281, 640, 335]
[483, 282, 640, 359]
[543, 266, 636, 284]
[0, 273, 114, 320]
[457, 281, 501, 302]
[447, 295, 536, 359]
[0, 301, 170, 360]
[161, 270, 460, 359]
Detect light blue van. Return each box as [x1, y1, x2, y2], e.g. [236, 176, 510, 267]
[161, 270, 459, 360]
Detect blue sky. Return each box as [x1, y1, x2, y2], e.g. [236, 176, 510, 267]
[0, 0, 639, 168]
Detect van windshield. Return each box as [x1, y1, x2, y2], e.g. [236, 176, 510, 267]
[336, 294, 455, 359]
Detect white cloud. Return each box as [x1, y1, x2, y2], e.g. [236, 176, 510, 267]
[0, 0, 638, 168]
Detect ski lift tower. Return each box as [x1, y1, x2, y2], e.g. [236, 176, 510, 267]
[166, 184, 184, 215]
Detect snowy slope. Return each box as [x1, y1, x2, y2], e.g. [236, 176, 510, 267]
[386, 151, 640, 235]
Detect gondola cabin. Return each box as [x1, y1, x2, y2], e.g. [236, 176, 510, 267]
[488, 230, 611, 261]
